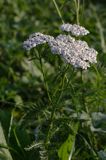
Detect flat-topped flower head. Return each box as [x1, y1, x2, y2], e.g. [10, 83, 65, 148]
[60, 23, 89, 36]
[49, 36, 98, 70]
[23, 23, 98, 70]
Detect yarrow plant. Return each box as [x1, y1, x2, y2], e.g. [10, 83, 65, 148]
[23, 23, 98, 70]
[1, 0, 106, 159]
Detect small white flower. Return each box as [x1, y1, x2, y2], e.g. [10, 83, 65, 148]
[60, 23, 89, 36]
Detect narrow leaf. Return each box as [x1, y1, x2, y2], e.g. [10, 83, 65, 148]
[58, 123, 78, 160]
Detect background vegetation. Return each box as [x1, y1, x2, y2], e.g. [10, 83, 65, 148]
[0, 0, 106, 160]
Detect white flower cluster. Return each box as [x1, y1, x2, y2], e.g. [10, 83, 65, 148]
[23, 23, 98, 69]
[60, 23, 89, 36]
[23, 32, 54, 51]
[48, 35, 97, 69]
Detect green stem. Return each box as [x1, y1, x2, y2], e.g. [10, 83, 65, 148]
[56, 73, 66, 105]
[80, 70, 89, 113]
[52, 0, 64, 24]
[91, 4, 106, 53]
[36, 49, 52, 103]
[45, 67, 67, 145]
[52, 65, 69, 98]
[93, 64, 101, 81]
[8, 110, 14, 143]
[74, 0, 80, 25]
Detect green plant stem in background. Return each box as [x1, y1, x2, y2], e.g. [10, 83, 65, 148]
[52, 0, 64, 24]
[96, 19, 106, 53]
[91, 4, 106, 53]
[8, 110, 14, 144]
[74, 0, 80, 25]
[92, 64, 101, 88]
